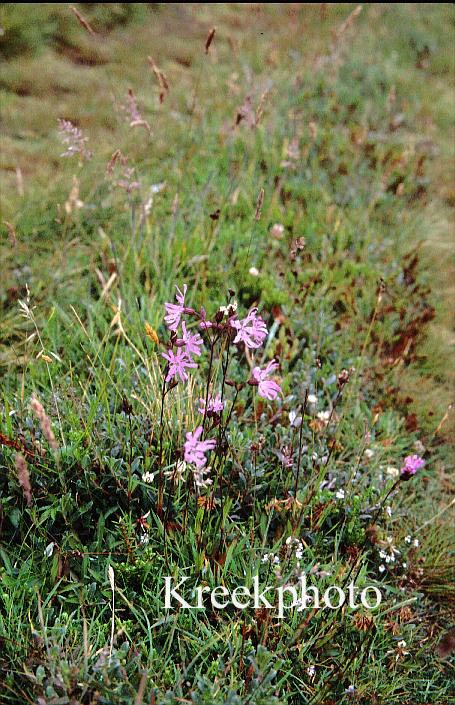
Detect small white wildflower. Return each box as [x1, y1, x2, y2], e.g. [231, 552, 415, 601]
[262, 553, 270, 563]
[307, 393, 318, 405]
[345, 685, 355, 695]
[405, 535, 412, 544]
[364, 448, 375, 459]
[402, 562, 407, 569]
[335, 489, 345, 500]
[386, 505, 392, 517]
[398, 640, 407, 648]
[317, 410, 330, 422]
[289, 410, 302, 428]
[307, 665, 316, 677]
[249, 267, 259, 276]
[379, 564, 386, 573]
[193, 465, 213, 489]
[44, 542, 55, 558]
[413, 538, 419, 547]
[142, 471, 155, 484]
[219, 301, 238, 315]
[165, 460, 187, 483]
[386, 465, 400, 478]
[140, 534, 150, 545]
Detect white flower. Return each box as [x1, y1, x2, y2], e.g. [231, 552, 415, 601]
[142, 471, 155, 484]
[289, 410, 302, 428]
[164, 460, 187, 483]
[335, 489, 345, 500]
[398, 640, 407, 648]
[405, 535, 412, 544]
[140, 534, 150, 545]
[249, 267, 259, 276]
[44, 542, 55, 558]
[219, 300, 238, 315]
[386, 506, 392, 517]
[307, 665, 316, 677]
[413, 538, 419, 547]
[386, 465, 399, 478]
[364, 448, 375, 459]
[307, 394, 318, 405]
[317, 410, 330, 421]
[379, 564, 386, 573]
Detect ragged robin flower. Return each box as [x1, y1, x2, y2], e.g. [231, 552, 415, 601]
[184, 426, 216, 469]
[161, 348, 197, 383]
[231, 307, 268, 349]
[250, 360, 281, 400]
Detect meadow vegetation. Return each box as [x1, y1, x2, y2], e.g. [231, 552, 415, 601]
[0, 4, 454, 704]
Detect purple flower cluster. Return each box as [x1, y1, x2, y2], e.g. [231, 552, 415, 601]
[161, 283, 283, 476]
[161, 284, 281, 401]
[232, 307, 268, 349]
[400, 454, 425, 480]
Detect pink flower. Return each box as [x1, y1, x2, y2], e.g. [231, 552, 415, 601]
[251, 360, 281, 400]
[184, 426, 216, 468]
[198, 392, 225, 416]
[177, 322, 203, 357]
[162, 348, 197, 383]
[231, 307, 268, 349]
[164, 284, 188, 332]
[400, 454, 425, 480]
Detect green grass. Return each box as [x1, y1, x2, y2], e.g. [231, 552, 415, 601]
[0, 4, 454, 704]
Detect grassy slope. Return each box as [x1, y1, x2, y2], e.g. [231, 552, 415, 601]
[0, 4, 454, 704]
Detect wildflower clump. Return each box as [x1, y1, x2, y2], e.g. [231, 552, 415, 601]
[160, 283, 282, 488]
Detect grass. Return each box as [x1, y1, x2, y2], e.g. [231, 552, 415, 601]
[0, 3, 454, 704]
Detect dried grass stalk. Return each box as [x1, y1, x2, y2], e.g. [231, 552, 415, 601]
[15, 453, 32, 505]
[31, 394, 59, 451]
